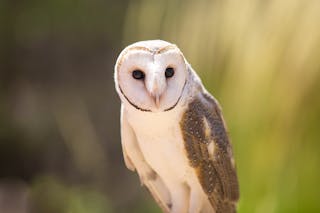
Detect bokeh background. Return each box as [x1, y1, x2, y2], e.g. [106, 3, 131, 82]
[1, 0, 320, 212]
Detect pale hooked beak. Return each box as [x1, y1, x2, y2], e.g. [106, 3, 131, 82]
[149, 86, 161, 108]
[154, 93, 160, 108]
[146, 73, 163, 108]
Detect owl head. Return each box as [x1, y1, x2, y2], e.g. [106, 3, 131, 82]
[114, 40, 188, 112]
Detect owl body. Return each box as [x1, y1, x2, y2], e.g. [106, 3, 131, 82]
[115, 40, 239, 213]
[122, 72, 213, 213]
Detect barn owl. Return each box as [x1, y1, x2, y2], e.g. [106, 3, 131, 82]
[114, 40, 239, 213]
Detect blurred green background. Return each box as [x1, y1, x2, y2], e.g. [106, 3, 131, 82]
[1, 0, 320, 212]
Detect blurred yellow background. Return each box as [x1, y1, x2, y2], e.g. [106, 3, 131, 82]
[1, 0, 320, 212]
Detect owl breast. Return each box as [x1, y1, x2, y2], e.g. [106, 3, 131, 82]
[126, 107, 196, 184]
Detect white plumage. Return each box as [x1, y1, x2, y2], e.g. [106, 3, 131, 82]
[114, 40, 239, 213]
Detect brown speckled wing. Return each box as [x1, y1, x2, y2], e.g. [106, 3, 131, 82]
[180, 92, 239, 213]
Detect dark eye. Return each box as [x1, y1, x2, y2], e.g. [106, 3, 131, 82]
[165, 67, 174, 78]
[132, 70, 145, 80]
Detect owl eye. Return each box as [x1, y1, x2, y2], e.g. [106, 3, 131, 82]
[165, 67, 174, 78]
[132, 70, 145, 80]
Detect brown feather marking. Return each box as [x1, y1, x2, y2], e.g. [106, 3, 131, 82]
[147, 170, 158, 181]
[181, 102, 206, 167]
[180, 93, 239, 212]
[197, 160, 217, 194]
[203, 94, 240, 201]
[156, 45, 177, 54]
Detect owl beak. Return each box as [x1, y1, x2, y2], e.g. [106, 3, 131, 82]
[149, 89, 161, 108]
[147, 72, 165, 108]
[148, 81, 162, 108]
[154, 94, 160, 108]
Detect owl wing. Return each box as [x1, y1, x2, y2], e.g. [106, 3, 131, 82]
[120, 106, 136, 172]
[180, 92, 239, 213]
[120, 105, 171, 213]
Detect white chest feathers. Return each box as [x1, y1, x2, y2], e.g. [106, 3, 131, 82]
[126, 107, 194, 182]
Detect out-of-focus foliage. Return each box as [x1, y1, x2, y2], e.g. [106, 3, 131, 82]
[124, 0, 320, 212]
[1, 0, 319, 212]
